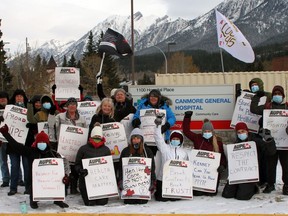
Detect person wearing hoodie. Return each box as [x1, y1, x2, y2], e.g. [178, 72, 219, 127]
[248, 78, 272, 101]
[0, 125, 69, 209]
[118, 128, 156, 204]
[153, 116, 188, 201]
[74, 123, 111, 206]
[182, 111, 227, 196]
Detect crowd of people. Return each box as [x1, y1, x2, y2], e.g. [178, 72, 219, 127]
[0, 77, 287, 209]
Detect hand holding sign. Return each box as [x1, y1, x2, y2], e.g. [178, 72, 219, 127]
[79, 169, 88, 177]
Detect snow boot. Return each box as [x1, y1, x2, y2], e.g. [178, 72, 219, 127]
[69, 176, 79, 194]
[30, 201, 38, 209]
[283, 184, 288, 195]
[263, 184, 275, 193]
[54, 201, 69, 208]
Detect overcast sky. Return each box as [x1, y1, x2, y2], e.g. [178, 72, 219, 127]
[1, 0, 223, 54]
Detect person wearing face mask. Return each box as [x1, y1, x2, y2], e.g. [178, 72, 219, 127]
[0, 125, 69, 209]
[182, 111, 226, 196]
[248, 78, 271, 101]
[74, 123, 111, 206]
[154, 117, 188, 201]
[118, 128, 156, 204]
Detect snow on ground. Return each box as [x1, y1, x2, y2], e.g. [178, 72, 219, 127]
[0, 164, 287, 214]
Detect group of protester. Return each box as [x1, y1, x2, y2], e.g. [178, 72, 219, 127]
[0, 77, 287, 209]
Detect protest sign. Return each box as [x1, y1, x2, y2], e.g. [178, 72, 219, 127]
[37, 121, 56, 142]
[189, 150, 220, 193]
[162, 160, 193, 199]
[102, 122, 127, 161]
[121, 157, 152, 200]
[54, 67, 80, 100]
[82, 155, 118, 200]
[230, 91, 262, 133]
[226, 141, 259, 184]
[32, 158, 65, 201]
[3, 105, 28, 144]
[263, 109, 288, 150]
[0, 109, 6, 142]
[120, 113, 134, 141]
[77, 101, 99, 126]
[57, 125, 88, 162]
[140, 109, 166, 145]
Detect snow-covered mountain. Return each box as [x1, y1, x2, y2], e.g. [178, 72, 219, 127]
[35, 0, 288, 61]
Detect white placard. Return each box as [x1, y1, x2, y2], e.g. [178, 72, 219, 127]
[263, 109, 288, 150]
[32, 158, 65, 201]
[77, 101, 99, 126]
[121, 157, 152, 200]
[226, 141, 259, 184]
[140, 109, 166, 145]
[162, 160, 193, 199]
[102, 122, 127, 161]
[3, 105, 29, 144]
[55, 67, 80, 100]
[37, 121, 56, 142]
[120, 113, 134, 141]
[0, 109, 6, 142]
[230, 91, 262, 133]
[189, 150, 221, 193]
[82, 155, 118, 200]
[57, 125, 88, 162]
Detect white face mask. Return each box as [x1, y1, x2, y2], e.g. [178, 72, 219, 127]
[170, 139, 181, 147]
[37, 142, 47, 151]
[203, 132, 213, 139]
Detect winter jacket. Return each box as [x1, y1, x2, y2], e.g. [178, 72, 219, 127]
[154, 126, 188, 181]
[113, 99, 136, 122]
[88, 113, 115, 137]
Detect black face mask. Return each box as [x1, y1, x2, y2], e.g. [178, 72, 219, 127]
[133, 143, 140, 150]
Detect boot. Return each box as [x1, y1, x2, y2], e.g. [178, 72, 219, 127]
[263, 184, 275, 193]
[69, 175, 79, 194]
[54, 201, 69, 208]
[283, 184, 288, 195]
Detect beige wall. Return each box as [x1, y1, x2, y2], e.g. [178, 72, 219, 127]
[155, 71, 288, 96]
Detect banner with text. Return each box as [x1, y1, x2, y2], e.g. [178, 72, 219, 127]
[77, 101, 99, 126]
[38, 121, 56, 142]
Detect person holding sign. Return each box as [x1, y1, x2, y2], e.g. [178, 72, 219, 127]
[75, 123, 111, 206]
[118, 128, 156, 204]
[182, 111, 226, 196]
[154, 116, 188, 201]
[0, 125, 69, 209]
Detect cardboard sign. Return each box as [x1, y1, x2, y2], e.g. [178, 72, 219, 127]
[140, 109, 166, 145]
[230, 91, 262, 133]
[54, 67, 80, 100]
[162, 160, 193, 199]
[77, 101, 99, 126]
[37, 121, 56, 142]
[121, 157, 152, 200]
[189, 150, 220, 193]
[263, 109, 288, 150]
[120, 113, 134, 141]
[82, 155, 118, 200]
[57, 125, 88, 162]
[225, 141, 259, 184]
[32, 158, 65, 201]
[102, 122, 127, 161]
[3, 105, 28, 144]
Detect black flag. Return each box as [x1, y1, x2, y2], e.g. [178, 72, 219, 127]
[99, 28, 133, 57]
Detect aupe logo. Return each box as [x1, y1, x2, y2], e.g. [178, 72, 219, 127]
[66, 126, 83, 134]
[60, 68, 76, 74]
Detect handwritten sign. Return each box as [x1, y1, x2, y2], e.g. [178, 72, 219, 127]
[263, 109, 288, 150]
[162, 160, 193, 199]
[32, 158, 65, 201]
[82, 155, 118, 200]
[102, 122, 127, 161]
[120, 114, 134, 141]
[3, 105, 28, 144]
[189, 150, 220, 193]
[57, 125, 88, 162]
[37, 121, 56, 142]
[140, 109, 166, 145]
[121, 157, 152, 200]
[230, 92, 262, 133]
[55, 67, 80, 100]
[225, 141, 259, 184]
[77, 101, 99, 126]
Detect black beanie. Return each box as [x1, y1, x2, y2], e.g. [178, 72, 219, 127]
[0, 91, 9, 101]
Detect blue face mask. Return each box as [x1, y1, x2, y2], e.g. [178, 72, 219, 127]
[203, 132, 213, 139]
[237, 133, 248, 141]
[37, 142, 47, 151]
[170, 139, 181, 147]
[251, 85, 259, 93]
[272, 95, 283, 104]
[43, 102, 51, 110]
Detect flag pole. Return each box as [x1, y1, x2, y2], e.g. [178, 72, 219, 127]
[97, 52, 106, 78]
[219, 48, 226, 84]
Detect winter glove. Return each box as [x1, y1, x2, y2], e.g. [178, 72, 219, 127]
[161, 122, 170, 134]
[217, 165, 225, 173]
[149, 180, 157, 194]
[49, 105, 56, 115]
[52, 84, 57, 94]
[259, 128, 273, 142]
[184, 111, 193, 118]
[0, 124, 9, 135]
[96, 76, 102, 84]
[78, 85, 84, 94]
[79, 169, 88, 177]
[118, 180, 123, 191]
[132, 118, 141, 128]
[0, 116, 4, 122]
[62, 174, 69, 185]
[256, 90, 265, 98]
[154, 116, 163, 127]
[26, 123, 37, 130]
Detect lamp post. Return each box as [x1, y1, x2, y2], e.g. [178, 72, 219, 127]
[153, 45, 167, 74]
[167, 42, 176, 73]
[131, 0, 135, 85]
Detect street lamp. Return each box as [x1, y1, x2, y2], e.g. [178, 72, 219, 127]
[167, 42, 176, 73]
[153, 45, 167, 74]
[130, 0, 135, 85]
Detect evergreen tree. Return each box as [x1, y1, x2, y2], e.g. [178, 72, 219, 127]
[138, 73, 154, 85]
[62, 55, 67, 67]
[83, 31, 97, 58]
[68, 54, 77, 67]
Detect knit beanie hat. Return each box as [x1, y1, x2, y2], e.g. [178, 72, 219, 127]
[272, 85, 285, 98]
[110, 88, 118, 97]
[202, 119, 214, 133]
[235, 122, 249, 132]
[170, 130, 184, 145]
[0, 91, 9, 100]
[32, 131, 50, 147]
[149, 89, 161, 99]
[91, 124, 103, 138]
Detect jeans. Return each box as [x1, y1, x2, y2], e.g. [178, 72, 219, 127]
[9, 153, 20, 191]
[0, 143, 10, 183]
[22, 155, 30, 191]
